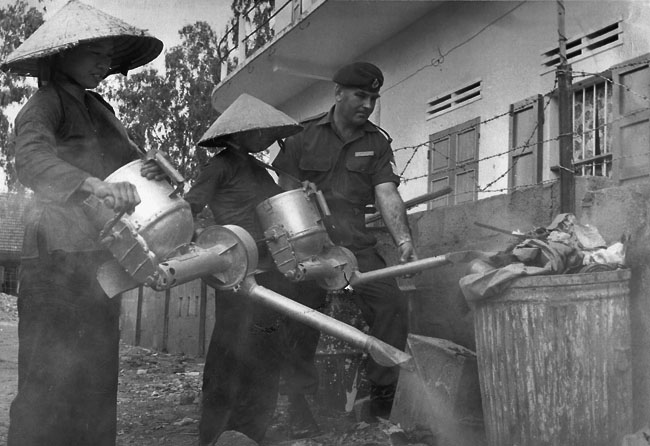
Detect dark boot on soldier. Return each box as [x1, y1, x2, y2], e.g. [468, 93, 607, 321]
[287, 394, 321, 439]
[369, 382, 397, 419]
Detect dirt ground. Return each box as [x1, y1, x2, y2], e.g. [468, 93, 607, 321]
[0, 293, 432, 446]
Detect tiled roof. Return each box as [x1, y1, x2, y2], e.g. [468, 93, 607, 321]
[0, 192, 30, 257]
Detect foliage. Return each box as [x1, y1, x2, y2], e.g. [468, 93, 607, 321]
[100, 21, 223, 184]
[163, 21, 222, 179]
[0, 0, 44, 190]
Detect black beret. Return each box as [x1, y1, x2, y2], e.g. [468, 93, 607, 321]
[332, 62, 383, 93]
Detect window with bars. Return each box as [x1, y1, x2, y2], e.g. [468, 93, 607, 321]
[570, 55, 650, 182]
[572, 79, 613, 176]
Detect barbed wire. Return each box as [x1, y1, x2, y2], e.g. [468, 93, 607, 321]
[397, 73, 650, 188]
[401, 104, 650, 183]
[395, 108, 516, 176]
[416, 147, 650, 201]
[480, 178, 559, 195]
[403, 138, 650, 194]
[479, 81, 556, 192]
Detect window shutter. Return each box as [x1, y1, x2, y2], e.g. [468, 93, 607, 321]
[428, 117, 480, 208]
[611, 56, 650, 182]
[508, 95, 544, 189]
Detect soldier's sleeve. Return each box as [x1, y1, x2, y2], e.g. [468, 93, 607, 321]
[272, 133, 303, 181]
[371, 134, 401, 187]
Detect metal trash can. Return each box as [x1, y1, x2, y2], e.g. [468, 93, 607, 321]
[473, 269, 632, 446]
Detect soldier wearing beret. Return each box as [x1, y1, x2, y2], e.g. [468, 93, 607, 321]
[274, 62, 417, 434]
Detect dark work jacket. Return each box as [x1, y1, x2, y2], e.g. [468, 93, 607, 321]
[273, 107, 399, 251]
[184, 149, 283, 244]
[14, 81, 139, 259]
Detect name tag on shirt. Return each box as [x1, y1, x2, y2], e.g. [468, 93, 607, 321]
[355, 151, 374, 157]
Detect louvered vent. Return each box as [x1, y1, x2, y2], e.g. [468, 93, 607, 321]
[426, 80, 482, 120]
[541, 21, 623, 68]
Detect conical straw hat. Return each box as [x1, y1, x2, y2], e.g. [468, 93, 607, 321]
[1, 0, 163, 76]
[198, 93, 303, 148]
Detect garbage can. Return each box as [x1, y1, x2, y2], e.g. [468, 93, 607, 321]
[473, 269, 632, 446]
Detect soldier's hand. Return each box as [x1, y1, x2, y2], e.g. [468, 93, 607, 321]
[398, 239, 418, 264]
[301, 180, 318, 193]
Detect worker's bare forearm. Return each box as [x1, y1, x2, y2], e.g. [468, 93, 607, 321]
[375, 183, 412, 245]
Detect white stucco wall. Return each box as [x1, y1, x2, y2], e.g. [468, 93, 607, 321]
[278, 1, 650, 207]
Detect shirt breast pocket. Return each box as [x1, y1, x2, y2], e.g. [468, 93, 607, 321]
[345, 154, 373, 173]
[340, 155, 374, 204]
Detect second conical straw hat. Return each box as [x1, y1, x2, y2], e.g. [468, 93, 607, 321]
[198, 93, 303, 147]
[1, 0, 163, 76]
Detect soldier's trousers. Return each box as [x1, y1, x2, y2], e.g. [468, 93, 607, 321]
[282, 246, 409, 394]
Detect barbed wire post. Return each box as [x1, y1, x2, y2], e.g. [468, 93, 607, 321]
[557, 0, 575, 213]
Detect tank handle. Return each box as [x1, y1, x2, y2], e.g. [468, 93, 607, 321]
[314, 190, 331, 217]
[145, 149, 185, 196]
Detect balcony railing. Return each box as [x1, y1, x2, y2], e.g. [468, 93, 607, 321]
[219, 0, 298, 80]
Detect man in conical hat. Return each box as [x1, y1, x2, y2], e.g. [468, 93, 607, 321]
[2, 2, 164, 445]
[184, 94, 322, 445]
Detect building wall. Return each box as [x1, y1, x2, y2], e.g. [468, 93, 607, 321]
[121, 281, 217, 357]
[279, 1, 650, 205]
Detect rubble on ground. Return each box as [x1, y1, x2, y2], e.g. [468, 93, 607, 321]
[0, 294, 17, 322]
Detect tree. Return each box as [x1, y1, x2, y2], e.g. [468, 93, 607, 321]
[162, 21, 223, 180]
[100, 21, 223, 184]
[0, 0, 44, 190]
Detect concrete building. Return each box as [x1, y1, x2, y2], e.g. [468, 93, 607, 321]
[197, 0, 650, 438]
[213, 0, 650, 203]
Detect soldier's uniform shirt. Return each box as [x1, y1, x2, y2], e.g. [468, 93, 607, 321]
[273, 107, 399, 251]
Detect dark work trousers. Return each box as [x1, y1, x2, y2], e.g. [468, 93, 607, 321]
[200, 271, 297, 445]
[8, 250, 121, 446]
[282, 246, 409, 394]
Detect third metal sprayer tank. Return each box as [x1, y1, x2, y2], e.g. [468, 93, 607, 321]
[256, 188, 357, 289]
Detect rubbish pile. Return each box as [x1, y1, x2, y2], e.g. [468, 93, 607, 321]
[460, 213, 627, 302]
